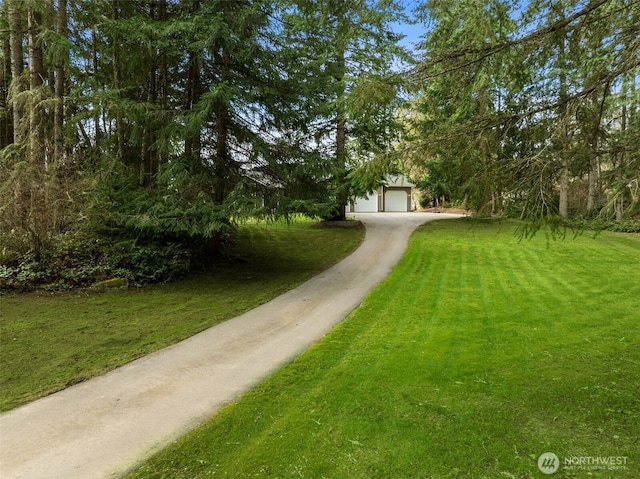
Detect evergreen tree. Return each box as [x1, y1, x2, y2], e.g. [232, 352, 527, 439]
[406, 0, 640, 222]
[282, 0, 408, 219]
[408, 0, 516, 213]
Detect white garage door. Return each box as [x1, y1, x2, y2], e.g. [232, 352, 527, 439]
[384, 190, 408, 212]
[353, 194, 378, 212]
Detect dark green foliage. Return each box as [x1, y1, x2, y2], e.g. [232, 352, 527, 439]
[561, 217, 640, 234]
[5, 0, 636, 291]
[0, 234, 194, 293]
[102, 241, 193, 284]
[279, 0, 409, 219]
[3, 0, 396, 289]
[406, 0, 639, 222]
[0, 0, 414, 288]
[88, 167, 232, 247]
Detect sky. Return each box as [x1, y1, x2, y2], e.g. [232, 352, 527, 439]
[392, 0, 535, 51]
[394, 0, 428, 51]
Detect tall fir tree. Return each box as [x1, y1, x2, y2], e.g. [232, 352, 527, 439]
[405, 0, 639, 222]
[281, 0, 408, 219]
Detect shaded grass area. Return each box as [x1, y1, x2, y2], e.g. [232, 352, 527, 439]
[127, 219, 640, 479]
[0, 218, 364, 412]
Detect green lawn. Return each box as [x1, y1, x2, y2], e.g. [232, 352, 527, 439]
[0, 218, 364, 412]
[126, 219, 640, 479]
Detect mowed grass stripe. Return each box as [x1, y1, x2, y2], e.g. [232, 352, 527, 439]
[127, 219, 639, 479]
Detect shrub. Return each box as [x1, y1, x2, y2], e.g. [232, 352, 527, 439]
[0, 234, 196, 293]
[562, 217, 640, 233]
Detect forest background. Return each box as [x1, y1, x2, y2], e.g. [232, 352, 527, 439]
[0, 0, 638, 292]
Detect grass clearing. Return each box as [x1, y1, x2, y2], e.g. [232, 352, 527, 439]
[126, 219, 640, 479]
[0, 218, 364, 412]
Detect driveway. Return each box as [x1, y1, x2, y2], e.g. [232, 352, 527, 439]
[0, 212, 461, 479]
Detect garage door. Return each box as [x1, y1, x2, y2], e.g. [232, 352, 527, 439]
[353, 194, 378, 212]
[384, 189, 408, 212]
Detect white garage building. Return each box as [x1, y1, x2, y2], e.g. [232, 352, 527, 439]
[348, 175, 416, 213]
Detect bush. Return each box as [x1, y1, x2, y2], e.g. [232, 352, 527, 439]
[1, 167, 238, 292]
[562, 217, 640, 233]
[103, 241, 193, 284]
[0, 234, 196, 293]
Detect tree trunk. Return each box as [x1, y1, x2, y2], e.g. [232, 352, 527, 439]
[215, 49, 231, 204]
[614, 197, 624, 221]
[586, 155, 599, 214]
[27, 7, 44, 168]
[586, 86, 608, 214]
[54, 0, 68, 164]
[556, 4, 570, 218]
[1, 24, 13, 148]
[559, 166, 569, 217]
[184, 1, 201, 163]
[91, 24, 101, 151]
[112, 0, 124, 161]
[141, 0, 158, 186]
[334, 15, 347, 221]
[615, 87, 628, 220]
[557, 87, 569, 218]
[8, 2, 23, 145]
[27, 9, 43, 90]
[478, 87, 495, 215]
[158, 0, 168, 167]
[336, 115, 347, 220]
[185, 49, 202, 161]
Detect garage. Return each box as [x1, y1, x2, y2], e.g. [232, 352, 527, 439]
[353, 193, 379, 212]
[384, 189, 409, 212]
[348, 175, 415, 213]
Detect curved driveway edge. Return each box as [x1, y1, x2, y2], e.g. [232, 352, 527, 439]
[0, 212, 461, 479]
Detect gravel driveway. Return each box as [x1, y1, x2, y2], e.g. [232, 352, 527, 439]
[0, 212, 461, 479]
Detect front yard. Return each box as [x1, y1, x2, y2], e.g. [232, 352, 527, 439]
[127, 219, 640, 478]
